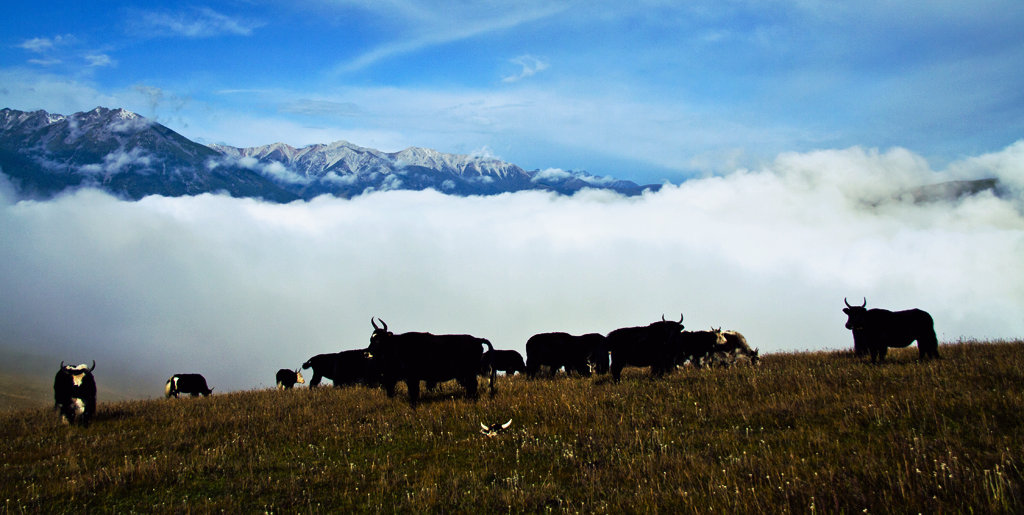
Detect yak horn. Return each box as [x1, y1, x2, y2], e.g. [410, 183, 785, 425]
[90, 360, 96, 372]
[501, 419, 512, 429]
[60, 360, 65, 369]
[371, 317, 380, 330]
[480, 422, 490, 431]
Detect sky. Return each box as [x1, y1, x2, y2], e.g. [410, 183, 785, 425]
[1, 0, 1023, 182]
[1, 2, 1023, 397]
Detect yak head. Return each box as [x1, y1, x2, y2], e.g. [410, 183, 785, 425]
[294, 369, 305, 384]
[709, 327, 727, 347]
[650, 314, 685, 343]
[59, 360, 96, 387]
[367, 317, 393, 358]
[843, 298, 868, 330]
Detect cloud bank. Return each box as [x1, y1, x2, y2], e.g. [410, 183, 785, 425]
[1, 143, 1022, 396]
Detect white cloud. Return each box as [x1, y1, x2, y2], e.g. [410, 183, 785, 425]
[17, 35, 73, 53]
[85, 54, 115, 67]
[79, 148, 155, 176]
[502, 55, 549, 83]
[1, 143, 1021, 397]
[333, 3, 568, 72]
[208, 154, 311, 185]
[132, 7, 262, 38]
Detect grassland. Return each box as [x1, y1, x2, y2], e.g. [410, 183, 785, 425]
[2, 340, 1023, 513]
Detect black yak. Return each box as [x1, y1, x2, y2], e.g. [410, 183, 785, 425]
[607, 315, 685, 381]
[843, 298, 940, 362]
[368, 318, 494, 407]
[525, 332, 608, 377]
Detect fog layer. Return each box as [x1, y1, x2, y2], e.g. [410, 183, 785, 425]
[2, 143, 1022, 395]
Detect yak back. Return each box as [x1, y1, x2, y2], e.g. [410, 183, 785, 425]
[526, 332, 606, 375]
[371, 332, 489, 382]
[607, 320, 684, 367]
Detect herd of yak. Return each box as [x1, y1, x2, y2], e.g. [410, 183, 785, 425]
[52, 299, 940, 425]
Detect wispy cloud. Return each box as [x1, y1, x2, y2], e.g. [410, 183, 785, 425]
[334, 4, 568, 73]
[17, 35, 74, 53]
[132, 7, 263, 38]
[279, 99, 363, 118]
[502, 55, 549, 83]
[85, 54, 115, 67]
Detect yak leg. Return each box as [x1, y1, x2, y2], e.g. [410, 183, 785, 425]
[526, 357, 540, 378]
[489, 366, 497, 397]
[406, 379, 420, 407]
[918, 332, 941, 360]
[383, 379, 397, 398]
[309, 373, 323, 388]
[460, 374, 479, 400]
[611, 360, 623, 383]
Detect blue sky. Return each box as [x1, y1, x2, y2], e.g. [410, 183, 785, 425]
[2, 1, 1023, 183]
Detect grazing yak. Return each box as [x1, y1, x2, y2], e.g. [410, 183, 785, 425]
[843, 298, 940, 363]
[368, 318, 494, 407]
[302, 349, 378, 387]
[525, 332, 608, 378]
[480, 349, 527, 376]
[165, 373, 213, 398]
[708, 330, 760, 366]
[607, 315, 685, 381]
[275, 368, 305, 389]
[53, 361, 96, 426]
[675, 329, 728, 367]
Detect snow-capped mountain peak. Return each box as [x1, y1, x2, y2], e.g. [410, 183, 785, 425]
[1, 106, 658, 200]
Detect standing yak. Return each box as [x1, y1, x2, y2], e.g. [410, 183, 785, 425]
[525, 332, 608, 378]
[843, 298, 940, 363]
[480, 349, 527, 377]
[53, 361, 97, 427]
[165, 374, 213, 397]
[607, 315, 685, 382]
[302, 349, 378, 387]
[368, 318, 494, 407]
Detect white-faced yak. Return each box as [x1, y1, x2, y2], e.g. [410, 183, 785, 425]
[276, 368, 305, 389]
[165, 373, 213, 397]
[53, 361, 96, 426]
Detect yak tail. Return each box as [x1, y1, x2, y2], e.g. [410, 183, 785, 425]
[481, 338, 496, 397]
[164, 379, 173, 398]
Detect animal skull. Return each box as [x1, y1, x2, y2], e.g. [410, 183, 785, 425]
[480, 419, 513, 437]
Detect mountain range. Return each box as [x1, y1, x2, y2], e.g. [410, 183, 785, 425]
[0, 107, 658, 201]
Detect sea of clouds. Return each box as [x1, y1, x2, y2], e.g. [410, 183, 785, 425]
[1, 142, 1022, 395]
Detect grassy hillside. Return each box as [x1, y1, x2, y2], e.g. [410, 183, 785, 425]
[2, 340, 1022, 512]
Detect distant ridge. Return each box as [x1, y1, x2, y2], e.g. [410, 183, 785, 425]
[0, 107, 659, 201]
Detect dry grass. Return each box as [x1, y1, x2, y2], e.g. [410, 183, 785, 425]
[2, 340, 1023, 513]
